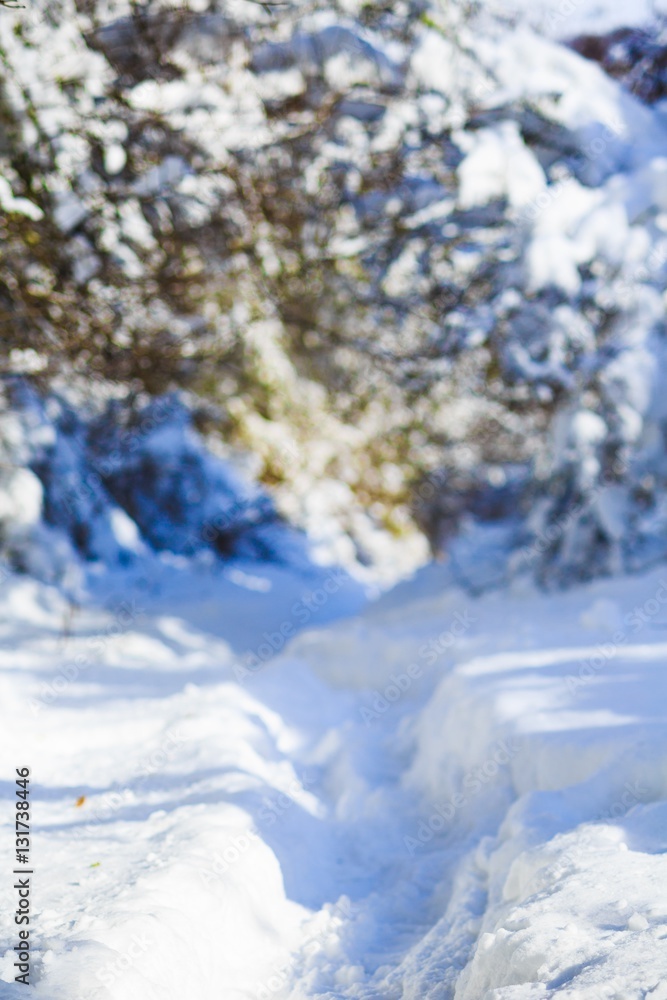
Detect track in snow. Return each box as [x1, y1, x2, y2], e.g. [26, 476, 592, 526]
[2, 557, 667, 999]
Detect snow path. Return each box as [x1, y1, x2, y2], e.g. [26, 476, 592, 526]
[2, 559, 667, 998]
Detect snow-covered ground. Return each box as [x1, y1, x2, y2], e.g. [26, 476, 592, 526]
[2, 552, 667, 999]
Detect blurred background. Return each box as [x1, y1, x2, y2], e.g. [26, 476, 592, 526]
[2, 0, 667, 592]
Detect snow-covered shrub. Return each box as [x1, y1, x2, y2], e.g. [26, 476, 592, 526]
[1, 0, 667, 585]
[85, 395, 286, 561]
[0, 381, 306, 579]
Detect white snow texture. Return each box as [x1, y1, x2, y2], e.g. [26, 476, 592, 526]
[2, 549, 667, 998]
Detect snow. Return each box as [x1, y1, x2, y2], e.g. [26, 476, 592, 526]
[456, 122, 546, 210]
[5, 0, 667, 993]
[2, 549, 667, 998]
[6, 0, 667, 586]
[485, 0, 667, 37]
[0, 178, 43, 221]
